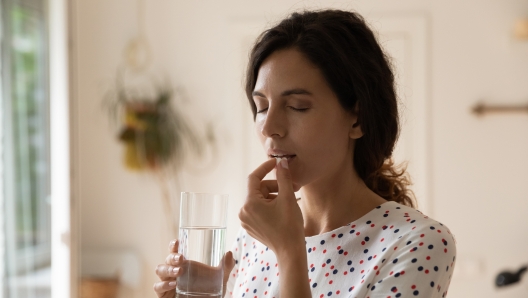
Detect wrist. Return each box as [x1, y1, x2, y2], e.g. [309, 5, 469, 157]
[275, 243, 311, 297]
[276, 243, 308, 269]
[274, 237, 306, 262]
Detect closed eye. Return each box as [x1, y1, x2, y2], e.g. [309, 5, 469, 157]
[257, 107, 309, 113]
[289, 107, 309, 112]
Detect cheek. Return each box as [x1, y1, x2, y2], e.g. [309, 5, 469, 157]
[302, 120, 347, 147]
[297, 122, 350, 167]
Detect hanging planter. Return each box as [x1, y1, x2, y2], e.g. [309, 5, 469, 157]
[107, 78, 206, 173]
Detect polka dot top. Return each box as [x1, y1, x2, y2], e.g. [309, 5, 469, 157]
[225, 201, 456, 298]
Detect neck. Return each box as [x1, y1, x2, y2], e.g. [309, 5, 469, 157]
[298, 162, 386, 237]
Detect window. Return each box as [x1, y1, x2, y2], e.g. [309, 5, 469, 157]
[1, 0, 51, 296]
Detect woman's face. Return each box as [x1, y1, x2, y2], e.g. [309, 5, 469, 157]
[253, 48, 361, 191]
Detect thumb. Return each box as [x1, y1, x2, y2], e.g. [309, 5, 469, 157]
[276, 158, 295, 196]
[223, 251, 235, 270]
[222, 251, 235, 282]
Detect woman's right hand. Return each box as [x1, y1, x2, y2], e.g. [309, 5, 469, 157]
[153, 239, 236, 298]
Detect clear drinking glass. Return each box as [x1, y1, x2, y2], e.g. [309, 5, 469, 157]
[177, 192, 228, 297]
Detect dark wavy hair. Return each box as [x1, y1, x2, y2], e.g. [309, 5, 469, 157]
[245, 9, 415, 207]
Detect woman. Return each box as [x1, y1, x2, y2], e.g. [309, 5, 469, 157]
[155, 9, 456, 298]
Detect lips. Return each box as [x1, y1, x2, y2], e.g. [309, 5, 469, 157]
[267, 149, 296, 165]
[270, 154, 295, 161]
[268, 152, 296, 160]
[268, 149, 296, 160]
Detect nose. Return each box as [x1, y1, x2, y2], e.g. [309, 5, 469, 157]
[259, 106, 286, 138]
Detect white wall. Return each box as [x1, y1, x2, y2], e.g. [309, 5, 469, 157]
[73, 0, 528, 297]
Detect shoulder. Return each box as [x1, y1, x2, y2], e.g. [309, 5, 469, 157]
[379, 201, 456, 253]
[379, 202, 457, 283]
[391, 202, 456, 251]
[360, 203, 457, 297]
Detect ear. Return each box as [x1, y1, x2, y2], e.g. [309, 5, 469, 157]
[349, 102, 363, 139]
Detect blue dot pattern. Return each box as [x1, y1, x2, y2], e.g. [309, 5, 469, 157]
[225, 201, 456, 298]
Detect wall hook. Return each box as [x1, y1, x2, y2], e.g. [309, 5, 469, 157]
[471, 101, 528, 116]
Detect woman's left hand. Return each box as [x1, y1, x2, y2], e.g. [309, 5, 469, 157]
[238, 158, 305, 256]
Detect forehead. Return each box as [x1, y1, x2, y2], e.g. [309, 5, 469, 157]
[254, 48, 326, 92]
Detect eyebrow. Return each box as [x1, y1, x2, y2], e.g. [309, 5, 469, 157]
[252, 88, 313, 98]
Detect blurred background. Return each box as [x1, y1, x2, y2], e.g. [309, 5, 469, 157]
[1, 0, 528, 297]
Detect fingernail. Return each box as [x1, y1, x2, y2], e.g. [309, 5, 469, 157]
[173, 254, 181, 263]
[172, 267, 179, 274]
[280, 158, 289, 169]
[169, 281, 176, 287]
[275, 157, 281, 165]
[170, 240, 176, 246]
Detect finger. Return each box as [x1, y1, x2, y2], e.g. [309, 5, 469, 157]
[260, 180, 278, 197]
[224, 251, 235, 274]
[222, 251, 236, 284]
[247, 159, 277, 193]
[276, 157, 295, 196]
[155, 264, 181, 281]
[168, 239, 178, 253]
[153, 280, 177, 295]
[165, 253, 183, 266]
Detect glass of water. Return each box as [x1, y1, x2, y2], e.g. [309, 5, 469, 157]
[177, 192, 228, 297]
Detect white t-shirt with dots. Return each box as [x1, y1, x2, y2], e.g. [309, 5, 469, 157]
[225, 201, 456, 298]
